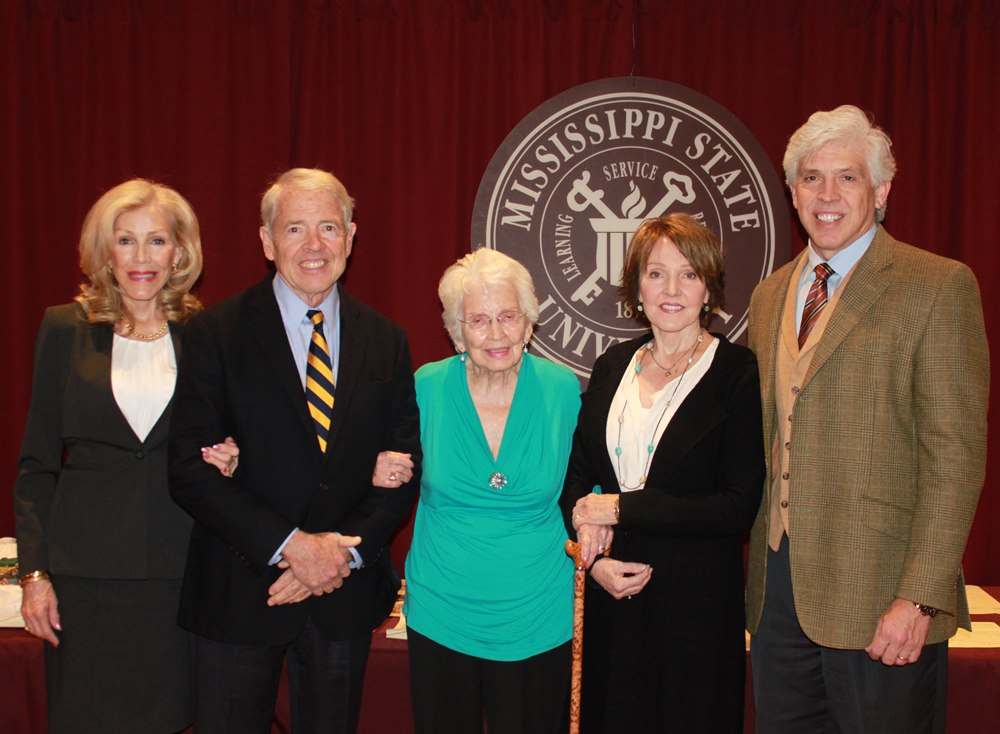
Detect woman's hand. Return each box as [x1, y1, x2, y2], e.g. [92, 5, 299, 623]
[201, 437, 240, 477]
[590, 557, 652, 600]
[577, 523, 614, 568]
[21, 580, 61, 646]
[372, 451, 414, 488]
[572, 492, 618, 529]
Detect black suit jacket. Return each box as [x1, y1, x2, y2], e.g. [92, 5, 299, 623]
[559, 334, 764, 731]
[169, 275, 420, 645]
[15, 303, 191, 579]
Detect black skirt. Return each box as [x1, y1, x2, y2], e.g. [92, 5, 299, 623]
[46, 576, 194, 734]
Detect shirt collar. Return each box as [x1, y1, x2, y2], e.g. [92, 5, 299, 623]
[271, 272, 340, 332]
[805, 224, 877, 276]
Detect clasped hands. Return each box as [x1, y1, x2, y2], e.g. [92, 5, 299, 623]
[570, 493, 652, 601]
[266, 530, 361, 607]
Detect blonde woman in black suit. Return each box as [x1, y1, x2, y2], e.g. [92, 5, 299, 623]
[14, 179, 225, 733]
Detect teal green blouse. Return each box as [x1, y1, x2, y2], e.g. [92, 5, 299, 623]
[404, 353, 579, 661]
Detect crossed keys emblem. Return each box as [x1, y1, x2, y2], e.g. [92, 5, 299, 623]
[568, 170, 695, 305]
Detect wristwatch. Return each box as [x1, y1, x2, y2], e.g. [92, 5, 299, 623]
[915, 603, 939, 617]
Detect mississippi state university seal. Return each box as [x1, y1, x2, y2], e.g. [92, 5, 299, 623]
[472, 77, 789, 383]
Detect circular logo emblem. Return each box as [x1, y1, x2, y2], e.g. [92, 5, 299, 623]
[472, 77, 789, 382]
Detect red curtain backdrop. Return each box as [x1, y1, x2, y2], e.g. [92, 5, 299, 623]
[2, 0, 997, 582]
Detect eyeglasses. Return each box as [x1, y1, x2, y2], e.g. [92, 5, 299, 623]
[459, 310, 524, 331]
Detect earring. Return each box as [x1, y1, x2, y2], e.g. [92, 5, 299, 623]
[703, 303, 710, 313]
[458, 350, 467, 363]
[637, 303, 644, 313]
[522, 342, 528, 353]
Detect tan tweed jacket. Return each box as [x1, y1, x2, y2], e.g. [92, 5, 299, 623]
[745, 226, 990, 649]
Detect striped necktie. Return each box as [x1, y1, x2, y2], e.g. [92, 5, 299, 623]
[798, 262, 835, 349]
[306, 309, 335, 452]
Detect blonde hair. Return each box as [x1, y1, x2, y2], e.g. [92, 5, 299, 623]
[75, 179, 203, 324]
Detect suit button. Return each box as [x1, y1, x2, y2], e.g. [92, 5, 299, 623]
[784, 442, 791, 450]
[791, 386, 800, 394]
[318, 482, 329, 492]
[135, 450, 145, 460]
[780, 500, 789, 508]
[787, 415, 793, 422]
[782, 472, 789, 480]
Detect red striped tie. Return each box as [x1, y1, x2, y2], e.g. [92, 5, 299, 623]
[798, 263, 834, 349]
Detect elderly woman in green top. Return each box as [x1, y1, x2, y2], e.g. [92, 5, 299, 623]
[378, 248, 579, 733]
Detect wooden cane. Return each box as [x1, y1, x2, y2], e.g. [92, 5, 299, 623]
[565, 539, 610, 734]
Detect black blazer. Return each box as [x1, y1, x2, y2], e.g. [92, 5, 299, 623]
[560, 333, 764, 732]
[15, 303, 191, 579]
[169, 275, 420, 645]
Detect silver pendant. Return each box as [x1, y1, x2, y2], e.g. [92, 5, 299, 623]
[488, 472, 508, 491]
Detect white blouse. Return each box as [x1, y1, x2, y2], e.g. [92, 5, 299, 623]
[606, 338, 718, 492]
[111, 333, 177, 442]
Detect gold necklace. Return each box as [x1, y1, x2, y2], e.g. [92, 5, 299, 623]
[645, 342, 691, 376]
[120, 316, 169, 341]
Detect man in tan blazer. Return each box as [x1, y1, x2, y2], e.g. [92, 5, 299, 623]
[746, 105, 989, 733]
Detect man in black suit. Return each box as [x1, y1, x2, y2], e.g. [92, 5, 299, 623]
[169, 167, 420, 733]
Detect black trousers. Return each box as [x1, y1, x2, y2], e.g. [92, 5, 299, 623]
[407, 626, 570, 734]
[194, 615, 371, 734]
[751, 535, 947, 734]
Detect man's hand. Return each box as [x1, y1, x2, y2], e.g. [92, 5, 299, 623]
[865, 597, 932, 666]
[279, 531, 361, 595]
[267, 568, 313, 606]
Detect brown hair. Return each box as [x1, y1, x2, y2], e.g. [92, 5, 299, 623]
[619, 213, 725, 329]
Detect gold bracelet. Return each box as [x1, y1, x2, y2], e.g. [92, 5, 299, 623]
[19, 570, 50, 587]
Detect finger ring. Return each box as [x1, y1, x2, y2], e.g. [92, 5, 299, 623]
[389, 472, 397, 481]
[598, 544, 605, 551]
[573, 513, 582, 520]
[897, 654, 906, 660]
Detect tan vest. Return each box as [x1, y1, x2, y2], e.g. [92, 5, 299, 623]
[768, 259, 856, 550]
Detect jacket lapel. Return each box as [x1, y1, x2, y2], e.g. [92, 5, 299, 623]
[90, 321, 149, 446]
[245, 275, 318, 444]
[324, 291, 366, 456]
[803, 227, 894, 386]
[755, 253, 803, 455]
[648, 339, 731, 481]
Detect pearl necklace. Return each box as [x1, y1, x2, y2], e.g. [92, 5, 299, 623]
[120, 316, 169, 341]
[615, 331, 703, 490]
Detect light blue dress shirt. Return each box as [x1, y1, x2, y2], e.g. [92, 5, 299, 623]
[268, 275, 361, 569]
[794, 225, 877, 323]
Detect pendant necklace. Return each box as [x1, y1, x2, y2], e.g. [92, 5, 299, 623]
[615, 331, 703, 490]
